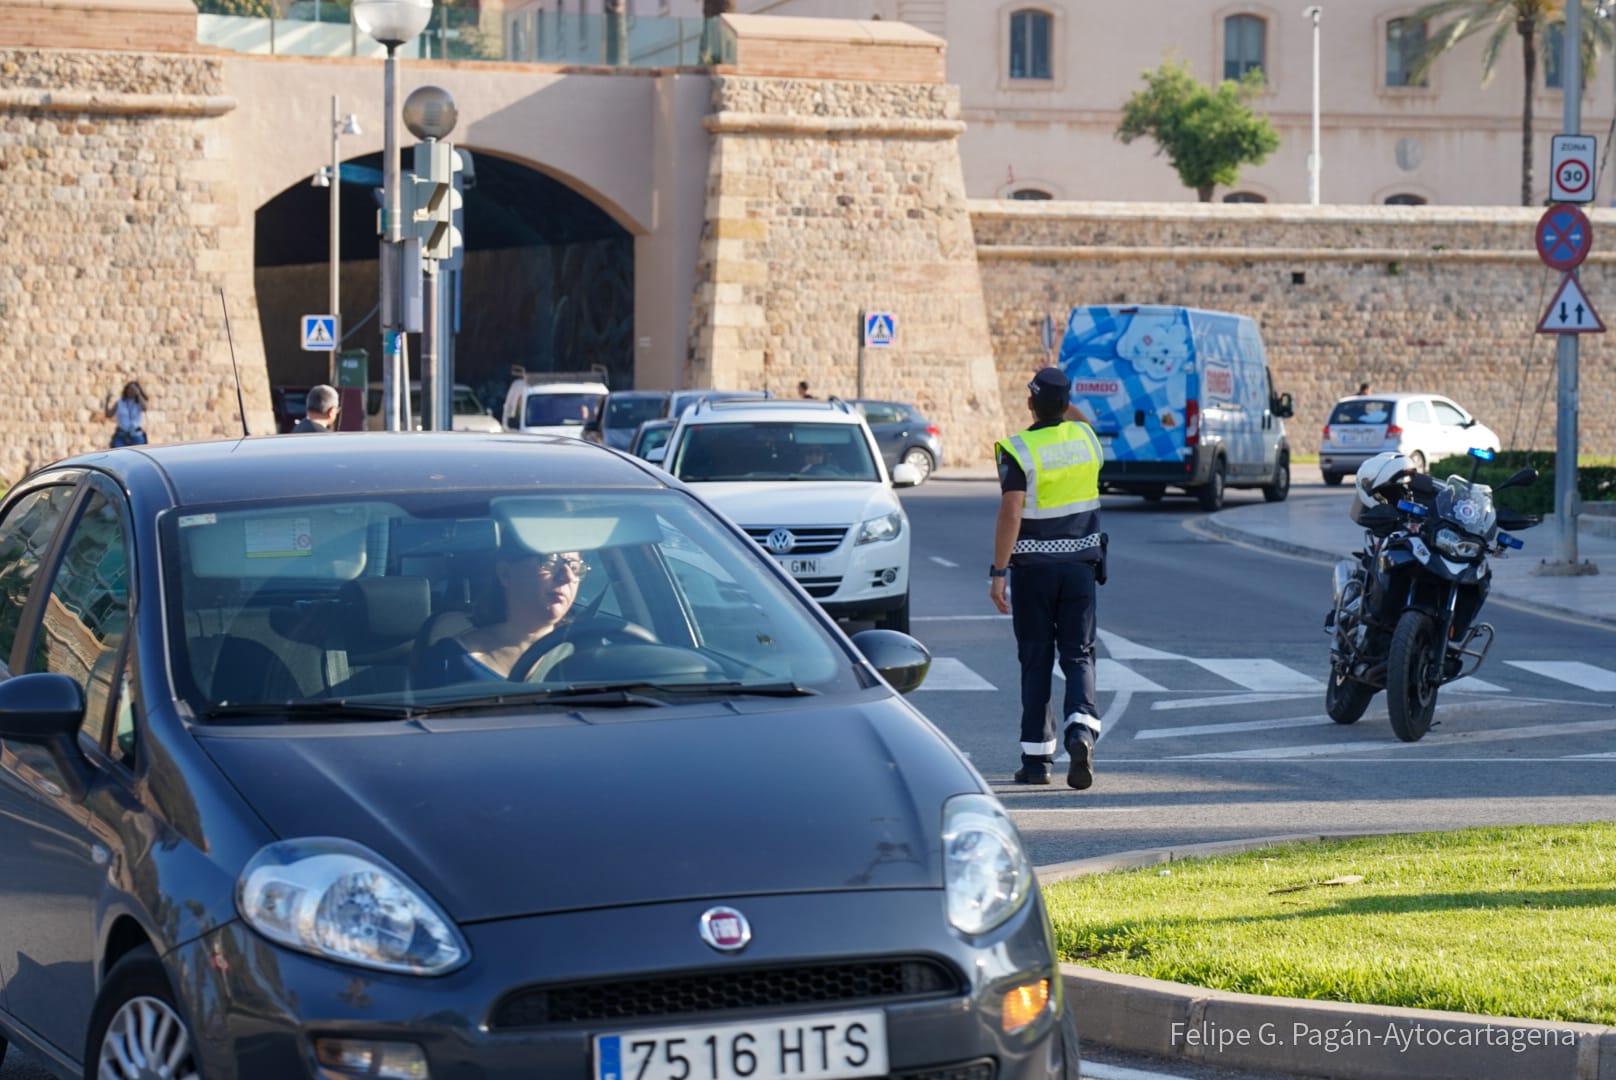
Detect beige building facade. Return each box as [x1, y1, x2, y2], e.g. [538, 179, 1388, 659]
[610, 0, 1616, 206]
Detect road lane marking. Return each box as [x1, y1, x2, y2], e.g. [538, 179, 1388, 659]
[1190, 658, 1324, 691]
[1448, 675, 1509, 692]
[928, 555, 959, 568]
[1152, 691, 1317, 711]
[912, 614, 1009, 621]
[1097, 660, 1167, 692]
[1135, 715, 1336, 740]
[914, 657, 997, 691]
[1505, 660, 1616, 691]
[1097, 629, 1185, 661]
[1173, 714, 1611, 759]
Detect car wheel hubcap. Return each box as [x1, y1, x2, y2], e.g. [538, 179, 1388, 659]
[99, 997, 200, 1080]
[903, 449, 931, 479]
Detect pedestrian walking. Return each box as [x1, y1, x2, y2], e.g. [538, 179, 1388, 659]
[293, 385, 341, 433]
[989, 366, 1106, 789]
[104, 380, 149, 447]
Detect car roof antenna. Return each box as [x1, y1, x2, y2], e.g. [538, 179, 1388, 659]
[218, 285, 250, 437]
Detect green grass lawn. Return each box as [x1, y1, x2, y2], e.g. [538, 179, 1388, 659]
[1044, 824, 1616, 1024]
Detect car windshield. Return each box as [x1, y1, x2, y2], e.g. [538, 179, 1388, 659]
[608, 396, 667, 429]
[452, 389, 486, 417]
[162, 490, 861, 717]
[525, 393, 600, 427]
[671, 422, 879, 483]
[636, 424, 672, 455]
[1329, 399, 1393, 425]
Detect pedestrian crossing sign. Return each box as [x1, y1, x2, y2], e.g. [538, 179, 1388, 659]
[863, 311, 896, 348]
[301, 315, 338, 352]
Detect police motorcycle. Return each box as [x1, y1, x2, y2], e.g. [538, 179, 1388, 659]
[1324, 448, 1540, 742]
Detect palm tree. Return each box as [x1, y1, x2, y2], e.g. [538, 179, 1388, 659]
[1410, 1, 1612, 205]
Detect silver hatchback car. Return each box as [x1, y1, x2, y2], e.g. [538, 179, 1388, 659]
[1319, 392, 1502, 485]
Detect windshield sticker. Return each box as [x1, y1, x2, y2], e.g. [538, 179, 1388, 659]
[244, 517, 314, 559]
[177, 513, 217, 529]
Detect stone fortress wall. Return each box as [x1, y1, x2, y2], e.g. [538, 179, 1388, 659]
[0, 13, 272, 482]
[971, 201, 1616, 466]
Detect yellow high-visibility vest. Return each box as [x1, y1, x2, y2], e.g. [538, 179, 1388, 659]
[996, 422, 1103, 519]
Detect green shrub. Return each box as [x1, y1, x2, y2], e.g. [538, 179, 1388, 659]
[1428, 452, 1616, 517]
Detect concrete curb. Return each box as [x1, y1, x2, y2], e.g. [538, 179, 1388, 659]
[1036, 835, 1616, 1080]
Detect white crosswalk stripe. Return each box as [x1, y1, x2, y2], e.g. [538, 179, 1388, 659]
[913, 657, 997, 691]
[1505, 661, 1616, 692]
[1097, 659, 1167, 692]
[1189, 658, 1322, 692]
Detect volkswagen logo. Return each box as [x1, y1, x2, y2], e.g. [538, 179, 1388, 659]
[767, 528, 796, 554]
[699, 906, 751, 952]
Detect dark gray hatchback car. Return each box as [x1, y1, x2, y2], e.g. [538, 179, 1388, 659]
[0, 433, 1078, 1080]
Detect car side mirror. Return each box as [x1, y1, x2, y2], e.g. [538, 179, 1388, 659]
[1271, 392, 1294, 419]
[646, 446, 667, 464]
[0, 672, 86, 741]
[890, 462, 923, 488]
[850, 629, 930, 694]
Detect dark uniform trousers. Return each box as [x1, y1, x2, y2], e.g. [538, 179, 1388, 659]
[1010, 559, 1098, 757]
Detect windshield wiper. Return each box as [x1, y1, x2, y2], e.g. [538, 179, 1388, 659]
[404, 680, 818, 716]
[203, 700, 421, 721]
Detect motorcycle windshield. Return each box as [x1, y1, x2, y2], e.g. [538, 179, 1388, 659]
[1437, 476, 1497, 538]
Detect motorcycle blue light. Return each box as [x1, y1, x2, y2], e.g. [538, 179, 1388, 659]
[1469, 446, 1495, 461]
[1396, 499, 1427, 516]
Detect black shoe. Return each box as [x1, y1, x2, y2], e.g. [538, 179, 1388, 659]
[1014, 760, 1052, 785]
[1065, 731, 1095, 791]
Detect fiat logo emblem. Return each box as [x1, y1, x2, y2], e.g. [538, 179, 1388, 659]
[767, 529, 796, 554]
[699, 906, 751, 952]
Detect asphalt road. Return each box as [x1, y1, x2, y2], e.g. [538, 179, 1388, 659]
[896, 475, 1616, 869]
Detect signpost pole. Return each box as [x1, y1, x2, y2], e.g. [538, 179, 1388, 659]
[1554, 0, 1584, 569]
[857, 308, 867, 399]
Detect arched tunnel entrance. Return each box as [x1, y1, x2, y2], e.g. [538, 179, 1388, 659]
[254, 151, 634, 419]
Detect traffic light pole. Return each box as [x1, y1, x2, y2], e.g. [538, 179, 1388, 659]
[381, 44, 404, 432]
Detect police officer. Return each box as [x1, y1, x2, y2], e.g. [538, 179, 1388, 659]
[989, 366, 1105, 789]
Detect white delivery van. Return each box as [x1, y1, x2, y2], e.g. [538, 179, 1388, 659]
[1058, 305, 1294, 511]
[502, 367, 610, 438]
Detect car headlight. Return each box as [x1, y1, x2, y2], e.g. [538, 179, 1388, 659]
[238, 838, 468, 975]
[856, 511, 904, 545]
[943, 794, 1032, 935]
[1433, 527, 1483, 560]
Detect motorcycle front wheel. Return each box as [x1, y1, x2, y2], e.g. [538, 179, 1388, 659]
[1387, 609, 1440, 742]
[1326, 661, 1375, 725]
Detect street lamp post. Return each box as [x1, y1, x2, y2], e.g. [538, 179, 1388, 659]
[354, 0, 433, 432]
[1304, 5, 1322, 206]
[312, 97, 361, 388]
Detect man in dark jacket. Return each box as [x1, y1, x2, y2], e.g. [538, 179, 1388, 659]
[293, 385, 340, 433]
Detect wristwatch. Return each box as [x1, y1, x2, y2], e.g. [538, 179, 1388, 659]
[988, 566, 1008, 578]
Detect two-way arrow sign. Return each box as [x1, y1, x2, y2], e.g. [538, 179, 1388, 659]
[1537, 273, 1606, 334]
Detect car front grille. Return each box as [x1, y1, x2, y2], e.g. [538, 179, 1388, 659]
[796, 576, 842, 598]
[488, 957, 962, 1030]
[743, 526, 849, 555]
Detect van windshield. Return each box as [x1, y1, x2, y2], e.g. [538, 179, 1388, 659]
[526, 393, 601, 427]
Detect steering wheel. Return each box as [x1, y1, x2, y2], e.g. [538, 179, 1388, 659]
[512, 618, 657, 683]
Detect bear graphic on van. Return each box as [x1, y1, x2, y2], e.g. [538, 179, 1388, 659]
[1116, 315, 1191, 381]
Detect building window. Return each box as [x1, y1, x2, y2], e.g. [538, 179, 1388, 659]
[1386, 17, 1427, 87]
[1011, 188, 1053, 200]
[1224, 14, 1265, 82]
[1223, 191, 1267, 203]
[1009, 9, 1053, 80]
[1542, 23, 1583, 90]
[1384, 193, 1427, 205]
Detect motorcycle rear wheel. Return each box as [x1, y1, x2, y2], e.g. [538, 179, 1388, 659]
[1387, 609, 1440, 742]
[1326, 662, 1375, 725]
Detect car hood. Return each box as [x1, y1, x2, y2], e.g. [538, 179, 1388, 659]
[196, 698, 970, 923]
[692, 482, 901, 527]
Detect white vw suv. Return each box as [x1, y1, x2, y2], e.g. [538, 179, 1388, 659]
[661, 397, 922, 631]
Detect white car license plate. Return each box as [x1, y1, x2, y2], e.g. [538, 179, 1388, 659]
[779, 558, 818, 576]
[594, 1009, 887, 1080]
[1340, 428, 1381, 446]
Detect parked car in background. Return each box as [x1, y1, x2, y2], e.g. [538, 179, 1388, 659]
[0, 433, 1078, 1080]
[364, 381, 503, 432]
[270, 386, 311, 434]
[502, 367, 611, 436]
[586, 389, 671, 449]
[1319, 392, 1502, 485]
[662, 397, 922, 631]
[852, 399, 944, 483]
[629, 417, 677, 463]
